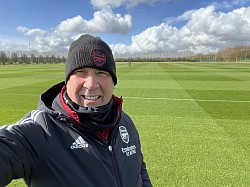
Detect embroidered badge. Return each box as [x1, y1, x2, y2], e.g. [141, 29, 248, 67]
[119, 126, 129, 144]
[92, 50, 106, 66]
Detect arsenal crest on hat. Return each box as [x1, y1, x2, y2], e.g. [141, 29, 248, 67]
[92, 50, 106, 67]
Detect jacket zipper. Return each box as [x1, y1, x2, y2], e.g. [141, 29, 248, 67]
[108, 145, 121, 187]
[107, 121, 123, 187]
[64, 116, 123, 187]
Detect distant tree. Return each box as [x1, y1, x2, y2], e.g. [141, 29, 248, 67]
[61, 56, 66, 63]
[10, 52, 18, 64]
[50, 55, 55, 64]
[20, 54, 29, 64]
[37, 55, 44, 64]
[0, 51, 8, 65]
[45, 55, 50, 64]
[55, 56, 62, 63]
[30, 53, 36, 63]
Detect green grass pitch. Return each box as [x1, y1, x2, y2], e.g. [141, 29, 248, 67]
[1, 62, 250, 187]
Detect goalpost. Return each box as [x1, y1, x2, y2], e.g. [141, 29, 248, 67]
[236, 49, 250, 62]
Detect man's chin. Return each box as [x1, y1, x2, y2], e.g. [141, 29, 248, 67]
[82, 100, 102, 108]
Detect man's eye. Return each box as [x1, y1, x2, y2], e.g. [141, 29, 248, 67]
[75, 70, 85, 74]
[73, 70, 87, 77]
[98, 71, 108, 75]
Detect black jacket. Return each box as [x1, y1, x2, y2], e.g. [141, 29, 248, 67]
[0, 82, 152, 187]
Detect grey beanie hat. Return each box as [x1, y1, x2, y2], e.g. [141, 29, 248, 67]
[65, 34, 117, 85]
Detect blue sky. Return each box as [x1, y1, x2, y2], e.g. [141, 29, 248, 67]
[1, 0, 250, 56]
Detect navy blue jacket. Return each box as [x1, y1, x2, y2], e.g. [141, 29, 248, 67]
[0, 82, 152, 187]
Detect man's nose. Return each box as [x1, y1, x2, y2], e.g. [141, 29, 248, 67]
[83, 75, 98, 90]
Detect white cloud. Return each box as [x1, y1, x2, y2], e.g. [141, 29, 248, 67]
[56, 16, 87, 33]
[0, 40, 29, 51]
[17, 27, 47, 36]
[90, 0, 174, 9]
[84, 9, 132, 34]
[17, 8, 132, 52]
[125, 0, 165, 8]
[211, 0, 250, 9]
[111, 5, 250, 55]
[164, 9, 196, 25]
[131, 24, 178, 52]
[185, 6, 250, 41]
[0, 35, 32, 52]
[90, 0, 124, 9]
[12, 2, 250, 56]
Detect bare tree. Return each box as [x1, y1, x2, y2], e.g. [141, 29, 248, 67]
[20, 54, 29, 64]
[30, 53, 36, 63]
[11, 52, 18, 64]
[0, 51, 8, 65]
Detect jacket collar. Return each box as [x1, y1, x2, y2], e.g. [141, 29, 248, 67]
[38, 81, 123, 132]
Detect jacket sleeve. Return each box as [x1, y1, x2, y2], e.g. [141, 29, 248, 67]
[0, 110, 50, 187]
[141, 161, 153, 186]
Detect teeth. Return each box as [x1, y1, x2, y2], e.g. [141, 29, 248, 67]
[84, 96, 99, 100]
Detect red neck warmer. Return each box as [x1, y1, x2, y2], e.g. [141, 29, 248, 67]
[59, 86, 122, 143]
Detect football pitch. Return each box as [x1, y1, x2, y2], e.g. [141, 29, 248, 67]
[1, 62, 250, 187]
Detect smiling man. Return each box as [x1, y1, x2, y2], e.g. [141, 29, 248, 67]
[66, 68, 114, 107]
[0, 34, 152, 187]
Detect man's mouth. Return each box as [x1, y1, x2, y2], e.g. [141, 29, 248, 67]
[82, 95, 101, 100]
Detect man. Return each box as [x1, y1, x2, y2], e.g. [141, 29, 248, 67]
[0, 34, 152, 187]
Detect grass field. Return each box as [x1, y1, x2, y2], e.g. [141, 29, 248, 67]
[0, 62, 250, 187]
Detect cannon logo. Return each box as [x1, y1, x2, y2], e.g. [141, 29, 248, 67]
[119, 126, 129, 144]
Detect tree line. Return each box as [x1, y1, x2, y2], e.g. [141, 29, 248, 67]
[116, 45, 250, 62]
[0, 52, 66, 65]
[0, 45, 250, 65]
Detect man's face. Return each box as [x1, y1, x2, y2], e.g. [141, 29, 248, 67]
[66, 68, 114, 108]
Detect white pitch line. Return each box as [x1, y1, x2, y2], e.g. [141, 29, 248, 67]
[0, 94, 249, 103]
[123, 97, 250, 103]
[0, 94, 38, 96]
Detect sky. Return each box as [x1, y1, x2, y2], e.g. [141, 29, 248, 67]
[1, 0, 250, 57]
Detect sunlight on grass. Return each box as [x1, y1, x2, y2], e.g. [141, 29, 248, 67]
[1, 62, 249, 187]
